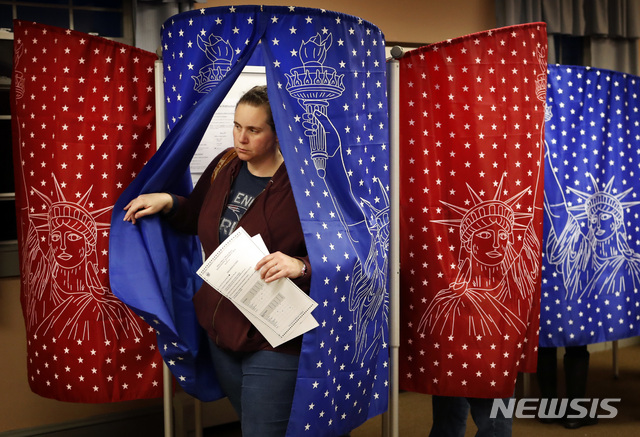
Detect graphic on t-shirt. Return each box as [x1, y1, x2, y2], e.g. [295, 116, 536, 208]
[219, 164, 269, 240]
[220, 194, 252, 237]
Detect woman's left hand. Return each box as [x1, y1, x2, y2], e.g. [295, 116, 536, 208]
[255, 251, 304, 283]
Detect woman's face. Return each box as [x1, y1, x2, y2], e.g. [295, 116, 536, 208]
[470, 221, 510, 266]
[233, 103, 278, 166]
[50, 222, 86, 268]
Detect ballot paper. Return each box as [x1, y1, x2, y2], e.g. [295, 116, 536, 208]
[196, 227, 318, 347]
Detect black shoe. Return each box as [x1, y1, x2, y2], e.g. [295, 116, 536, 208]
[563, 416, 598, 429]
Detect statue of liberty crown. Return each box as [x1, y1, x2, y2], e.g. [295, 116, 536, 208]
[49, 202, 98, 246]
[460, 201, 514, 243]
[586, 192, 623, 222]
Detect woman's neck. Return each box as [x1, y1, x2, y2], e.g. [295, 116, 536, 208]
[247, 151, 284, 177]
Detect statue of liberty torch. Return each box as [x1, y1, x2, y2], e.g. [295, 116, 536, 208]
[287, 34, 390, 363]
[286, 33, 345, 177]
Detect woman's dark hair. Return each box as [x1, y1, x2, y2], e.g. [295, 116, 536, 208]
[236, 85, 275, 131]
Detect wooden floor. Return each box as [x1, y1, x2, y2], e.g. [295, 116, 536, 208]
[202, 344, 640, 436]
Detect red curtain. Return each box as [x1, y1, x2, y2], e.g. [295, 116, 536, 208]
[398, 23, 547, 398]
[11, 21, 163, 402]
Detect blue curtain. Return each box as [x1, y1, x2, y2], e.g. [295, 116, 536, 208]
[110, 6, 390, 436]
[541, 63, 640, 347]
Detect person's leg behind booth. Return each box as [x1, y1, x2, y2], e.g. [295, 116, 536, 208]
[429, 395, 470, 437]
[468, 396, 513, 437]
[536, 346, 559, 423]
[563, 345, 598, 429]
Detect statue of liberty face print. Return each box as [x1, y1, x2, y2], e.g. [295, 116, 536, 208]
[544, 171, 640, 300]
[418, 176, 538, 338]
[442, 177, 531, 283]
[25, 176, 145, 340]
[583, 179, 628, 243]
[538, 62, 640, 347]
[461, 199, 515, 270]
[49, 203, 98, 270]
[588, 207, 617, 242]
[469, 223, 511, 267]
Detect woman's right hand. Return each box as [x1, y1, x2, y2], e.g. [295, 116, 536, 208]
[123, 193, 174, 224]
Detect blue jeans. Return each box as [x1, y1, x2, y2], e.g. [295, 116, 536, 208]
[208, 340, 299, 437]
[429, 395, 513, 437]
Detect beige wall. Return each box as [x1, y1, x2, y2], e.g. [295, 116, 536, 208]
[0, 1, 495, 434]
[200, 0, 497, 45]
[0, 277, 164, 433]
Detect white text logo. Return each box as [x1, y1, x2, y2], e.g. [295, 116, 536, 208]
[490, 398, 621, 419]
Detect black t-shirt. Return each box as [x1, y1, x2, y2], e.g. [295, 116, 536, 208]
[218, 162, 270, 242]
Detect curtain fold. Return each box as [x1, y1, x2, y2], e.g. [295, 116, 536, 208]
[585, 0, 640, 37]
[497, 0, 639, 36]
[591, 36, 639, 72]
[496, 0, 639, 73]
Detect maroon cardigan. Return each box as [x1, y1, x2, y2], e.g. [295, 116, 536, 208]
[167, 148, 311, 354]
